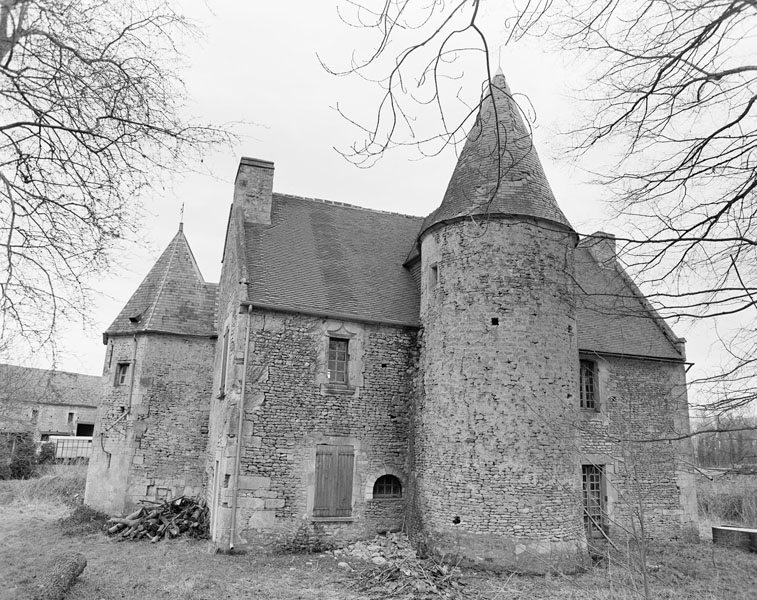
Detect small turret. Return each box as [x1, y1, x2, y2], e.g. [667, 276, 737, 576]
[85, 225, 217, 515]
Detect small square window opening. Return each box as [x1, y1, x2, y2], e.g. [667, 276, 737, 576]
[328, 338, 349, 384]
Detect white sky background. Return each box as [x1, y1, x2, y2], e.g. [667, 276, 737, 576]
[33, 1, 717, 407]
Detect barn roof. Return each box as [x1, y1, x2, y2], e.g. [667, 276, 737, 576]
[0, 363, 101, 407]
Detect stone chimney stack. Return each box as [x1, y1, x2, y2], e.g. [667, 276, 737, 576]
[234, 157, 274, 224]
[584, 231, 616, 267]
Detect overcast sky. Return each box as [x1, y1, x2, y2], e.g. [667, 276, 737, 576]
[37, 2, 716, 404]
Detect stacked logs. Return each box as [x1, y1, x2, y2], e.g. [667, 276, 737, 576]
[106, 496, 209, 542]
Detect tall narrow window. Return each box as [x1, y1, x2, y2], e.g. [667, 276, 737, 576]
[328, 338, 349, 384]
[115, 362, 130, 386]
[313, 444, 354, 517]
[579, 359, 598, 410]
[429, 264, 439, 288]
[219, 328, 230, 395]
[582, 464, 606, 537]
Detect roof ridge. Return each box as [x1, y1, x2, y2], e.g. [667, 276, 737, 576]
[273, 192, 423, 221]
[0, 362, 99, 379]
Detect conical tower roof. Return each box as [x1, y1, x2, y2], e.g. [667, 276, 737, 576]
[420, 71, 572, 237]
[105, 225, 218, 338]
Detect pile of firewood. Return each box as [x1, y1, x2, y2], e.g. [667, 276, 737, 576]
[105, 496, 209, 542]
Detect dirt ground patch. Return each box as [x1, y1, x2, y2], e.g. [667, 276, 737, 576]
[2, 501, 757, 600]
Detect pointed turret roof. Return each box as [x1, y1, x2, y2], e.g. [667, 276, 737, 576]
[105, 226, 218, 339]
[420, 72, 572, 237]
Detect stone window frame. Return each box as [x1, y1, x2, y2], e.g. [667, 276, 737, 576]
[365, 467, 405, 500]
[582, 463, 608, 538]
[317, 321, 364, 395]
[305, 434, 362, 522]
[579, 357, 600, 412]
[218, 325, 231, 398]
[372, 474, 403, 499]
[429, 263, 439, 289]
[114, 361, 131, 386]
[313, 443, 355, 518]
[327, 337, 349, 384]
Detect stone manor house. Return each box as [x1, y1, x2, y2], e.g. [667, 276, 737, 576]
[85, 72, 698, 572]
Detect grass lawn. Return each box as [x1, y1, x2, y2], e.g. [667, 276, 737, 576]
[2, 468, 757, 599]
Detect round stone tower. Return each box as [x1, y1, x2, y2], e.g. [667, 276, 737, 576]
[411, 71, 587, 573]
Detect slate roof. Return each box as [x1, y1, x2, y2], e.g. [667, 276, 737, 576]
[245, 194, 422, 326]
[420, 72, 572, 237]
[105, 226, 218, 338]
[240, 193, 681, 360]
[0, 363, 101, 406]
[575, 246, 684, 360]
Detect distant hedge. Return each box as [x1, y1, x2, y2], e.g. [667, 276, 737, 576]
[0, 432, 48, 480]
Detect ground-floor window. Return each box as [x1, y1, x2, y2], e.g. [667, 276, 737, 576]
[373, 474, 402, 498]
[582, 464, 607, 537]
[313, 444, 354, 517]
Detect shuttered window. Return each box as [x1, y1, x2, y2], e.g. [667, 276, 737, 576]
[313, 444, 354, 517]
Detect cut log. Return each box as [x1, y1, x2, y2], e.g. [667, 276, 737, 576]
[105, 495, 209, 542]
[33, 553, 86, 600]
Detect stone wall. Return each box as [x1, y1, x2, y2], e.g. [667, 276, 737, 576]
[577, 355, 698, 539]
[205, 202, 249, 543]
[85, 332, 214, 514]
[414, 218, 588, 573]
[218, 309, 416, 547]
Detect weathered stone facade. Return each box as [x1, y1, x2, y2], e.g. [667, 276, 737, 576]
[85, 71, 698, 573]
[412, 219, 586, 572]
[84, 333, 214, 514]
[577, 356, 697, 538]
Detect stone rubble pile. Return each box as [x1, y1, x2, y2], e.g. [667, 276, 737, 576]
[329, 533, 468, 599]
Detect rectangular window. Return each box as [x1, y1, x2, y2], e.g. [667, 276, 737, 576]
[579, 359, 598, 410]
[429, 263, 439, 288]
[219, 327, 230, 395]
[67, 412, 74, 424]
[582, 464, 606, 538]
[115, 362, 130, 386]
[76, 423, 94, 437]
[313, 444, 354, 518]
[328, 338, 349, 384]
